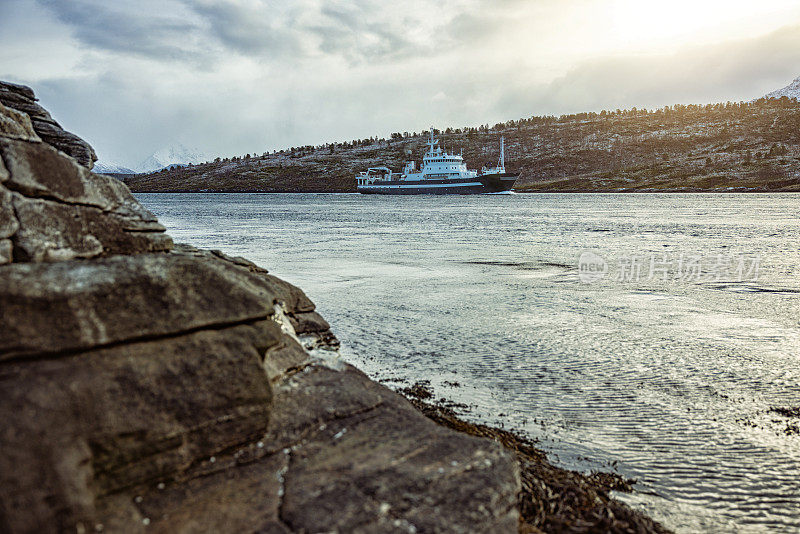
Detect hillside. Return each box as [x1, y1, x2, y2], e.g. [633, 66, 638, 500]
[125, 97, 800, 193]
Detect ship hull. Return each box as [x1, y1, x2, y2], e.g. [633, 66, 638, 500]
[357, 173, 518, 195]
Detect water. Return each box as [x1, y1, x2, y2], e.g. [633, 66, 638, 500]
[136, 192, 800, 532]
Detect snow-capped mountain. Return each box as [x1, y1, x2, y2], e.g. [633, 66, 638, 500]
[136, 143, 207, 173]
[94, 161, 136, 174]
[763, 76, 800, 101]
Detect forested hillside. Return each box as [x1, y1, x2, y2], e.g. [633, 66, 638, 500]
[125, 97, 800, 193]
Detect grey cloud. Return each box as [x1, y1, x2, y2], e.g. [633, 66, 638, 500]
[309, 4, 436, 64]
[185, 0, 468, 65]
[447, 0, 567, 46]
[36, 0, 496, 66]
[37, 0, 206, 61]
[447, 7, 513, 44]
[186, 0, 305, 57]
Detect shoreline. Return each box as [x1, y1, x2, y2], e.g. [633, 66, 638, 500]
[396, 381, 671, 533]
[125, 188, 800, 194]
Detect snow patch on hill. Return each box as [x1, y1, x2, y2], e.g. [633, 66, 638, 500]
[763, 76, 800, 101]
[94, 162, 136, 174]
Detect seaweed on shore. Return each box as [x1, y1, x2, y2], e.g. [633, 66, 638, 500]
[769, 406, 800, 418]
[399, 380, 434, 400]
[768, 406, 800, 435]
[399, 382, 672, 534]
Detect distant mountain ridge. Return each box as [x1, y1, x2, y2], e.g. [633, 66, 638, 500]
[94, 161, 136, 175]
[136, 143, 207, 173]
[764, 76, 800, 101]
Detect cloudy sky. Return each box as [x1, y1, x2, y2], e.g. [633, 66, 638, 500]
[2, 0, 800, 168]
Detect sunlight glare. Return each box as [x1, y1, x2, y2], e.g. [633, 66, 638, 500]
[610, 0, 800, 52]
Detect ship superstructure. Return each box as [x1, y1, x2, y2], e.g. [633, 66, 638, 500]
[356, 129, 517, 194]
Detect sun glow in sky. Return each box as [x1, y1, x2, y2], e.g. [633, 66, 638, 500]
[608, 0, 800, 52]
[1, 0, 799, 167]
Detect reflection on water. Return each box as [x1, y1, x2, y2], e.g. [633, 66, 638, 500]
[137, 192, 800, 533]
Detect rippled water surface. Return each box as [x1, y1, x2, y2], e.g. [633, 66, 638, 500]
[137, 193, 800, 532]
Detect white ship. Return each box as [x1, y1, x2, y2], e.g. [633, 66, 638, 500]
[356, 129, 518, 194]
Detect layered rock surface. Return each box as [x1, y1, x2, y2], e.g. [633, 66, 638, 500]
[0, 81, 97, 169]
[0, 86, 519, 532]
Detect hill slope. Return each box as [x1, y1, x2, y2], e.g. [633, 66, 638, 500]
[125, 98, 800, 193]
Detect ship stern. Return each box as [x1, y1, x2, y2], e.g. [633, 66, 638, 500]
[479, 173, 518, 192]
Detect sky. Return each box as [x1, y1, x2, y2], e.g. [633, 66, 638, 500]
[1, 0, 800, 168]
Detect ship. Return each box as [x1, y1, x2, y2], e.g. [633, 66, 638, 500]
[356, 128, 518, 194]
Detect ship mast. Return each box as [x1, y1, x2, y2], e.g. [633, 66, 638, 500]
[497, 136, 505, 172]
[427, 127, 438, 156]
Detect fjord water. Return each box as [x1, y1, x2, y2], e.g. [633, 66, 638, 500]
[137, 193, 800, 532]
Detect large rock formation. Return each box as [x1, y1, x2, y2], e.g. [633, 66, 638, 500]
[0, 90, 519, 532]
[0, 81, 97, 169]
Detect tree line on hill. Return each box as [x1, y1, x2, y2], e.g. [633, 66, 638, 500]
[132, 96, 800, 192]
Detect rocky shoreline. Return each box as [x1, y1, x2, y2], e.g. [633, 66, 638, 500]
[397, 383, 670, 534]
[0, 82, 669, 533]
